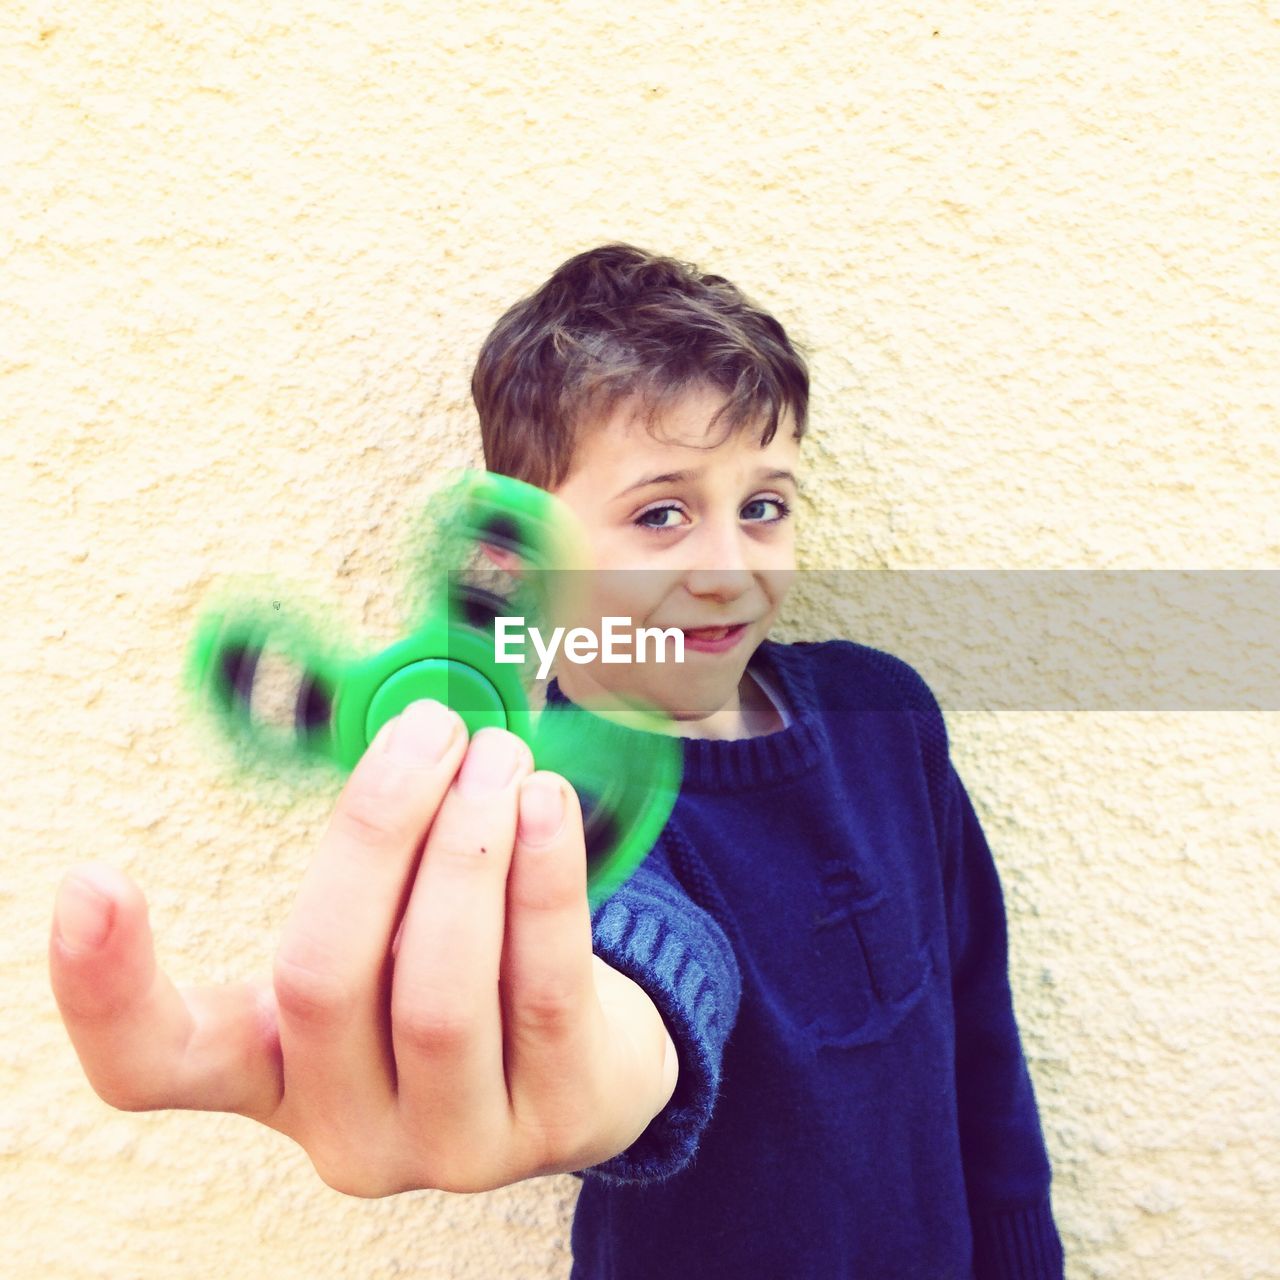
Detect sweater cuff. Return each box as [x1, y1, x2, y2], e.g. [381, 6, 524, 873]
[575, 888, 740, 1185]
[971, 1198, 1065, 1280]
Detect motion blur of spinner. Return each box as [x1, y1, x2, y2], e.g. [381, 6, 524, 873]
[185, 471, 682, 908]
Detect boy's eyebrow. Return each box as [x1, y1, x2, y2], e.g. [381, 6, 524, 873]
[615, 468, 800, 498]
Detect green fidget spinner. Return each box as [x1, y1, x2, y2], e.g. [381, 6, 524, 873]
[185, 471, 682, 908]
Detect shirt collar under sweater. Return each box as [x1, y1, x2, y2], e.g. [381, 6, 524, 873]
[542, 639, 828, 793]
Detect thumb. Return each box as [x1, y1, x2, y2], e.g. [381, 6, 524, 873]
[48, 863, 279, 1117]
[50, 863, 158, 1028]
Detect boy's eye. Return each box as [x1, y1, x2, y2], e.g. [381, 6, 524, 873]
[634, 503, 686, 530]
[741, 496, 791, 523]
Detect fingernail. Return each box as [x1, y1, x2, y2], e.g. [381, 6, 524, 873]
[457, 728, 523, 796]
[56, 875, 112, 953]
[518, 775, 566, 844]
[382, 700, 459, 764]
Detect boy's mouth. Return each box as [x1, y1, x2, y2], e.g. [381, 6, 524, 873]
[682, 625, 743, 639]
[680, 623, 750, 652]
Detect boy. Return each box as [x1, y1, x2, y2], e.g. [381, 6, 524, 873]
[50, 244, 1064, 1278]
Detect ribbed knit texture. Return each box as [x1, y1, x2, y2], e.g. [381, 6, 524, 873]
[548, 640, 1064, 1280]
[971, 1199, 1066, 1279]
[579, 864, 742, 1184]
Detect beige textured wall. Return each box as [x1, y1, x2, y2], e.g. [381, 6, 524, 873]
[4, 2, 1277, 1277]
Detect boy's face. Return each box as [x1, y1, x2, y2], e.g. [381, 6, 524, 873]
[545, 384, 801, 735]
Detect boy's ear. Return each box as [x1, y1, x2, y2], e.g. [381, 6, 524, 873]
[479, 540, 522, 575]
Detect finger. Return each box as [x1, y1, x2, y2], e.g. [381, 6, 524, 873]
[390, 727, 532, 1131]
[48, 863, 281, 1119]
[272, 699, 466, 1126]
[500, 773, 600, 1132]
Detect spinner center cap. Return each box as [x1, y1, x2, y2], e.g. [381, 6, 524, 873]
[365, 659, 509, 744]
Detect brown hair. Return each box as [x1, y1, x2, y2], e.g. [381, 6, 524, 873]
[472, 243, 809, 489]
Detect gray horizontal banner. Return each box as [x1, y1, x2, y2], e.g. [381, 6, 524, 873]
[780, 570, 1280, 711]
[446, 569, 1280, 711]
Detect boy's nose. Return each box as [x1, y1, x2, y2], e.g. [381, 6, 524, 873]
[685, 565, 753, 602]
[684, 523, 755, 601]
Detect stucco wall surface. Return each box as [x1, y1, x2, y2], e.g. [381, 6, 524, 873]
[3, 2, 1277, 1278]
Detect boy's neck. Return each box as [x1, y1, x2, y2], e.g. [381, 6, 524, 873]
[553, 663, 784, 742]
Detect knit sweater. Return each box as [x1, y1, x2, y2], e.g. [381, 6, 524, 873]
[545, 638, 1064, 1280]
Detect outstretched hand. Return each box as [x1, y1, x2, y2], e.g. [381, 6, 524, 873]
[49, 699, 677, 1195]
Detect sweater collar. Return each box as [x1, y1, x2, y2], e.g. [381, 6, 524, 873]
[542, 639, 827, 793]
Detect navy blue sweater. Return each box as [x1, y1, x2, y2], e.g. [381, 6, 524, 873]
[547, 638, 1064, 1280]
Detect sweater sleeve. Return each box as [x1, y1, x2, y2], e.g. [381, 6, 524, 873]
[941, 760, 1066, 1280]
[572, 841, 743, 1186]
